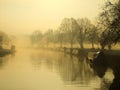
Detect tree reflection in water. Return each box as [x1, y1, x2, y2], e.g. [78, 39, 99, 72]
[30, 50, 100, 88]
[0, 49, 119, 90]
[0, 55, 10, 68]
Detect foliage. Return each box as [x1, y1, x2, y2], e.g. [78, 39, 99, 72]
[98, 0, 120, 47]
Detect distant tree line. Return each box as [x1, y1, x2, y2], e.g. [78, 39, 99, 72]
[30, 18, 100, 49]
[30, 0, 120, 50]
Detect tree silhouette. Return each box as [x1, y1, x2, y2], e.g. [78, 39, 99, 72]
[99, 0, 120, 48]
[0, 31, 10, 49]
[30, 30, 43, 46]
[87, 25, 100, 49]
[59, 18, 79, 48]
[77, 18, 92, 48]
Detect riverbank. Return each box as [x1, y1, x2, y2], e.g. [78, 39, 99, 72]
[0, 49, 11, 57]
[57, 48, 99, 56]
[41, 47, 120, 57]
[34, 47, 99, 56]
[0, 48, 15, 57]
[28, 46, 120, 58]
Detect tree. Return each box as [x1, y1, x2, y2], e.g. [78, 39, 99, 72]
[0, 31, 10, 49]
[55, 28, 64, 48]
[44, 29, 54, 47]
[69, 18, 80, 49]
[59, 18, 79, 49]
[98, 0, 120, 49]
[77, 18, 92, 48]
[30, 30, 43, 46]
[52, 30, 59, 48]
[87, 25, 100, 49]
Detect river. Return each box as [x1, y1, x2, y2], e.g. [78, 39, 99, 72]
[0, 49, 114, 90]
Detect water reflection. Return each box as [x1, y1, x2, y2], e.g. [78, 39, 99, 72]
[0, 55, 10, 68]
[0, 49, 117, 90]
[30, 50, 100, 88]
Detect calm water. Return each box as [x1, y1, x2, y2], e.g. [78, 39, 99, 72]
[0, 49, 114, 90]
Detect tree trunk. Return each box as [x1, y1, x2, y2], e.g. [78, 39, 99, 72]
[70, 42, 73, 49]
[101, 45, 105, 50]
[108, 43, 111, 50]
[92, 41, 94, 49]
[79, 40, 84, 49]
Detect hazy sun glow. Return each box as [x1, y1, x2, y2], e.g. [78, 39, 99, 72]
[0, 0, 104, 34]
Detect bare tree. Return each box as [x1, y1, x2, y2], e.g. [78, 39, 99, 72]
[59, 18, 79, 49]
[0, 31, 11, 49]
[77, 18, 92, 48]
[87, 25, 100, 49]
[30, 30, 43, 47]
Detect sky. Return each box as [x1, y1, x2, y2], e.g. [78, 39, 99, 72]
[0, 0, 105, 34]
